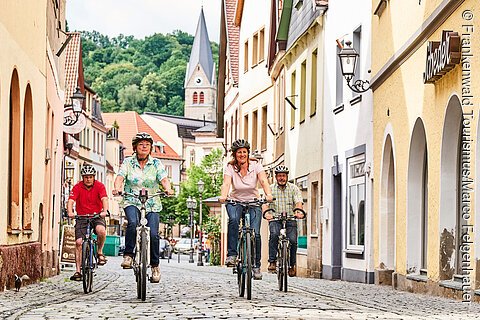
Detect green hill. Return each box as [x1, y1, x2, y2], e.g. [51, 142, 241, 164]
[79, 30, 218, 116]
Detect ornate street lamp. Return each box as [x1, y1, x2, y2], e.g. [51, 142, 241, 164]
[197, 179, 205, 266]
[63, 87, 85, 127]
[338, 41, 370, 93]
[186, 196, 197, 263]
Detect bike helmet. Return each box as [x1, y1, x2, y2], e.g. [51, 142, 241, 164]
[230, 139, 250, 153]
[132, 132, 153, 148]
[81, 164, 96, 176]
[274, 165, 289, 174]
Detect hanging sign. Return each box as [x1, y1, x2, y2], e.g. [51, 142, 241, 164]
[423, 30, 460, 83]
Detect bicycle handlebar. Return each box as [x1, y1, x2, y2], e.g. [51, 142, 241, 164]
[118, 190, 169, 199]
[225, 197, 274, 207]
[262, 207, 307, 220]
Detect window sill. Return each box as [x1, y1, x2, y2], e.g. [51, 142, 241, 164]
[310, 111, 316, 118]
[8, 229, 21, 235]
[406, 274, 428, 282]
[350, 95, 362, 106]
[439, 276, 464, 291]
[23, 230, 34, 235]
[310, 233, 319, 238]
[333, 104, 344, 114]
[344, 247, 364, 255]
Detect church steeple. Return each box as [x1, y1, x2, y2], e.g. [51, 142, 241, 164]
[184, 7, 216, 121]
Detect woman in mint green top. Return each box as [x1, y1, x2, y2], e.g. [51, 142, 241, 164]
[113, 132, 174, 283]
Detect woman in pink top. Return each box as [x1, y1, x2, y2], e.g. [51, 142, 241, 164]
[219, 139, 273, 280]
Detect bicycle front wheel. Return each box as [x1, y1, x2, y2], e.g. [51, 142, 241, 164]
[139, 230, 148, 301]
[246, 232, 252, 300]
[282, 241, 288, 292]
[277, 242, 284, 291]
[82, 241, 93, 294]
[237, 233, 245, 297]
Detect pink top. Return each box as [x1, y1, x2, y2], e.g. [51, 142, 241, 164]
[224, 160, 264, 201]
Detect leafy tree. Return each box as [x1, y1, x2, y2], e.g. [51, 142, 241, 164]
[118, 84, 144, 112]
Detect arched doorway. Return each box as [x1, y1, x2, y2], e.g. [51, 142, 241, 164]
[23, 84, 33, 230]
[406, 118, 428, 275]
[439, 95, 463, 280]
[379, 134, 395, 270]
[8, 69, 21, 231]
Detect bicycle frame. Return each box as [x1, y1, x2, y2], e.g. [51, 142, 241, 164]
[227, 198, 269, 300]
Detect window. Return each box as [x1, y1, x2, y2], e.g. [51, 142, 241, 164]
[296, 177, 308, 249]
[230, 115, 234, 146]
[190, 150, 195, 166]
[193, 92, 198, 104]
[347, 154, 366, 248]
[244, 41, 249, 72]
[252, 33, 258, 65]
[165, 165, 172, 178]
[234, 109, 238, 141]
[290, 71, 296, 129]
[300, 60, 306, 123]
[336, 44, 344, 106]
[93, 130, 96, 153]
[244, 114, 249, 141]
[259, 28, 265, 62]
[252, 110, 258, 151]
[310, 49, 318, 116]
[279, 74, 285, 132]
[199, 92, 205, 104]
[261, 106, 267, 150]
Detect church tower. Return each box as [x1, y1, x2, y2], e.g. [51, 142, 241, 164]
[184, 7, 216, 121]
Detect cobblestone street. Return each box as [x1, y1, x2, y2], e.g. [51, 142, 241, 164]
[0, 255, 479, 319]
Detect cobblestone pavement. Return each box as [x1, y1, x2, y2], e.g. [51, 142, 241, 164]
[0, 255, 479, 319]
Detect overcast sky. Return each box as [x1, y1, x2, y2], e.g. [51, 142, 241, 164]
[66, 0, 221, 42]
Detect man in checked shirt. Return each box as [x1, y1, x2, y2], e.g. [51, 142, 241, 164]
[262, 165, 304, 277]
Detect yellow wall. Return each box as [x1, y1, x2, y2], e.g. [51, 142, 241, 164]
[0, 1, 47, 244]
[372, 0, 478, 282]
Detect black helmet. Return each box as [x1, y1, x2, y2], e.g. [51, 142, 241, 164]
[274, 165, 289, 174]
[81, 164, 96, 176]
[132, 132, 153, 148]
[230, 139, 250, 153]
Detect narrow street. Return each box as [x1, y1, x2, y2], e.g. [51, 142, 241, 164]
[1, 255, 479, 320]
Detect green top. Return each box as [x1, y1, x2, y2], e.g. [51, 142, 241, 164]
[118, 155, 168, 212]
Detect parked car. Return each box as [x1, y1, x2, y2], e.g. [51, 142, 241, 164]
[159, 238, 172, 259]
[174, 238, 199, 254]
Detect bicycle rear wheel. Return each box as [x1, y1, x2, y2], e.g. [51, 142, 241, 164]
[82, 241, 92, 294]
[282, 242, 288, 292]
[246, 232, 252, 300]
[139, 230, 148, 301]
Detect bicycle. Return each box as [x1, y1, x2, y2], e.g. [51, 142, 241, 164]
[73, 213, 102, 294]
[262, 207, 306, 292]
[226, 197, 270, 300]
[119, 188, 168, 301]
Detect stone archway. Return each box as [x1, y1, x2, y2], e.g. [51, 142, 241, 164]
[406, 118, 428, 275]
[23, 84, 33, 230]
[439, 95, 462, 280]
[379, 134, 395, 270]
[8, 69, 21, 231]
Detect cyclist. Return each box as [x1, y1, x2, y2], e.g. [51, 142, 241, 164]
[112, 132, 174, 283]
[219, 139, 273, 280]
[67, 164, 109, 281]
[262, 165, 304, 277]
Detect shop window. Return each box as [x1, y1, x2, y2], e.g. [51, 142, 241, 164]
[347, 154, 366, 249]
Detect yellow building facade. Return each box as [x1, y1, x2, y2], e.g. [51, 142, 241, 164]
[372, 0, 479, 301]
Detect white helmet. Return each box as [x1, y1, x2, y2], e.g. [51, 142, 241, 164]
[81, 164, 96, 176]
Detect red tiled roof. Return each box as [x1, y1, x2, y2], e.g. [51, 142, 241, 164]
[64, 32, 81, 104]
[103, 111, 181, 161]
[225, 0, 239, 84]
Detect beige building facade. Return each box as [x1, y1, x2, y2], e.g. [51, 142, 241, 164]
[371, 0, 479, 301]
[0, 0, 67, 289]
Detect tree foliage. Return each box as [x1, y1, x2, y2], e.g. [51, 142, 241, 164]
[79, 30, 218, 116]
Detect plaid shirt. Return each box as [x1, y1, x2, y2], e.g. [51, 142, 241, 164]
[117, 155, 168, 212]
[268, 182, 303, 213]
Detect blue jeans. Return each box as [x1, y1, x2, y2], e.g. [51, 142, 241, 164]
[226, 203, 262, 268]
[268, 220, 298, 267]
[124, 205, 160, 267]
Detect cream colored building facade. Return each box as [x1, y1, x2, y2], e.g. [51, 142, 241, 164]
[371, 0, 479, 301]
[0, 0, 67, 289]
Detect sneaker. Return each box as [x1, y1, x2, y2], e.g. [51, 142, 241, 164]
[288, 266, 296, 277]
[151, 266, 161, 283]
[225, 255, 237, 267]
[121, 255, 133, 269]
[268, 262, 276, 273]
[253, 267, 262, 280]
